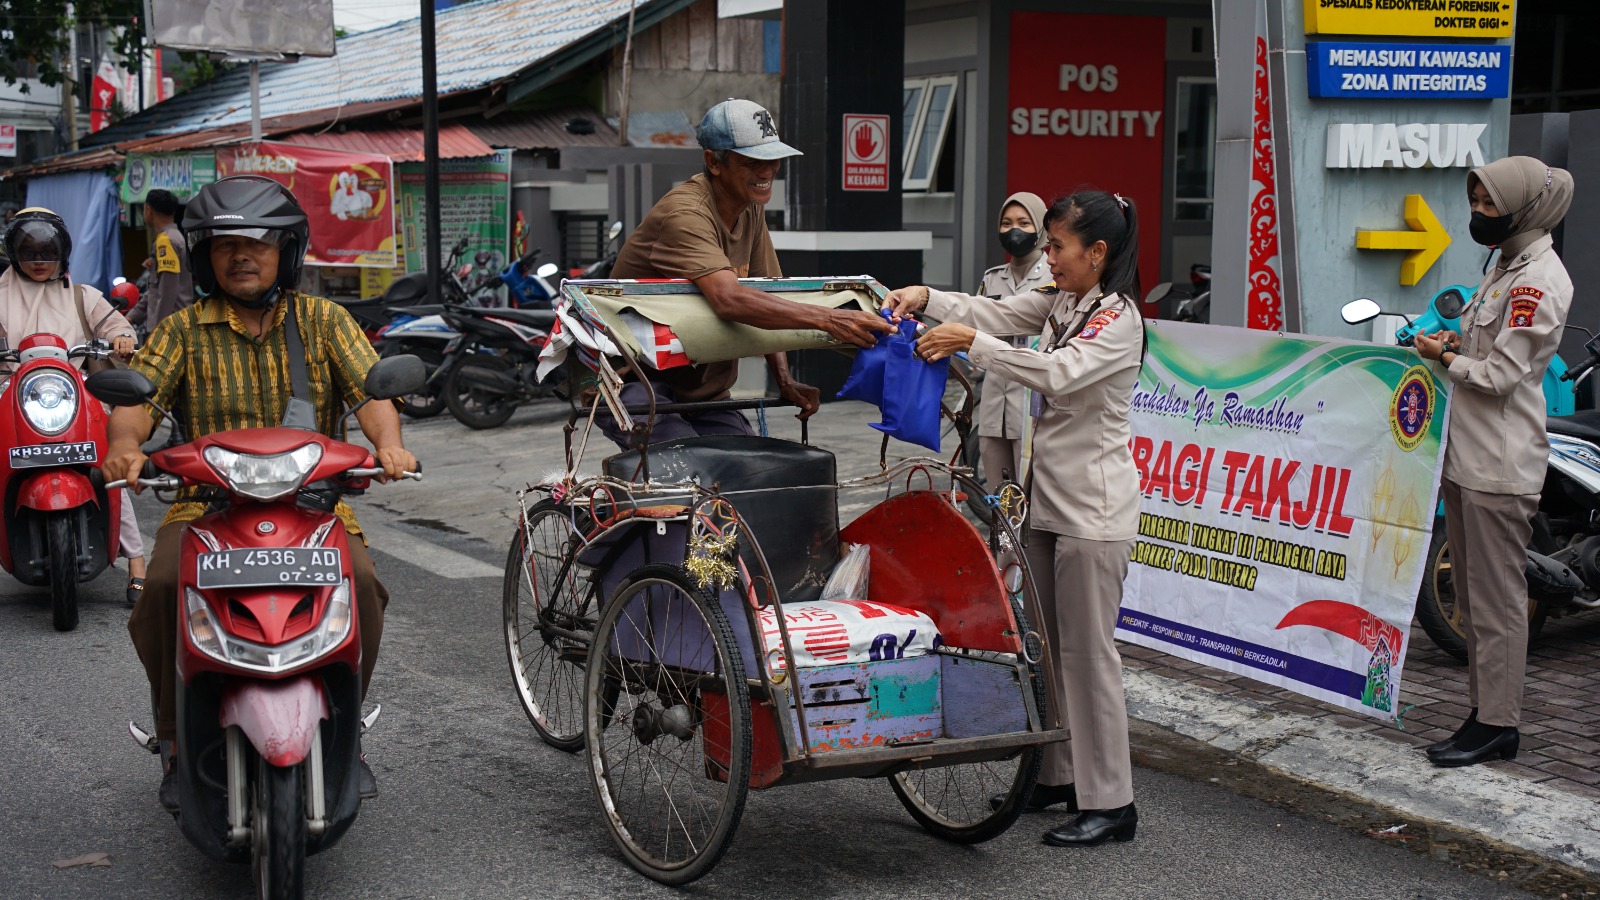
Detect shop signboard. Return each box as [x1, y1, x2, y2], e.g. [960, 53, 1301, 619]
[1117, 320, 1450, 720]
[1306, 42, 1510, 99]
[396, 150, 512, 280]
[215, 142, 396, 268]
[0, 125, 15, 158]
[121, 151, 217, 203]
[1007, 12, 1165, 303]
[1303, 0, 1515, 39]
[842, 113, 889, 192]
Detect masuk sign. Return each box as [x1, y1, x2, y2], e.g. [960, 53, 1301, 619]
[1325, 122, 1486, 168]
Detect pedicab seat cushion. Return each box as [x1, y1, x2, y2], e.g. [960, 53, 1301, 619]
[603, 435, 839, 604]
[757, 599, 942, 672]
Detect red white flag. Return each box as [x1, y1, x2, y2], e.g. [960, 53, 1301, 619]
[89, 60, 118, 133]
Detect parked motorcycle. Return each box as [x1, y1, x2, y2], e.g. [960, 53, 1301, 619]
[441, 305, 562, 429]
[88, 355, 424, 899]
[1342, 293, 1593, 660]
[0, 334, 123, 630]
[574, 220, 624, 280]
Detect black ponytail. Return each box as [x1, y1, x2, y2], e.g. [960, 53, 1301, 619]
[1042, 190, 1141, 301]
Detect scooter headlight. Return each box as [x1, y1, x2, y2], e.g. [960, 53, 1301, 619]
[202, 443, 323, 500]
[185, 580, 355, 673]
[18, 370, 78, 435]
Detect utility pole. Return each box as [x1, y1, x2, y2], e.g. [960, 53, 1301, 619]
[421, 0, 442, 305]
[618, 0, 637, 147]
[62, 4, 79, 151]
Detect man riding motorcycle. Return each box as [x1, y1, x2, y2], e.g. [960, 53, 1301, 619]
[101, 175, 417, 809]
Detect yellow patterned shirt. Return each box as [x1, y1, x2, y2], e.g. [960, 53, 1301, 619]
[130, 291, 378, 537]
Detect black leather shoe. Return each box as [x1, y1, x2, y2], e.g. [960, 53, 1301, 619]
[1428, 726, 1519, 768]
[1043, 803, 1137, 847]
[158, 764, 179, 813]
[992, 782, 1078, 813]
[358, 756, 378, 799]
[1426, 708, 1478, 754]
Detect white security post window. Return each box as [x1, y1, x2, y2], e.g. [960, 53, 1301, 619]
[902, 75, 958, 192]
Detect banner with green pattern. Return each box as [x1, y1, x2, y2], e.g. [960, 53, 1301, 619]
[1113, 321, 1451, 719]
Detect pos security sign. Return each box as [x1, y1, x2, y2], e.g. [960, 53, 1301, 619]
[843, 114, 889, 192]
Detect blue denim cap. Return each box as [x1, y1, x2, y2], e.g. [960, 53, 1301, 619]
[696, 98, 802, 161]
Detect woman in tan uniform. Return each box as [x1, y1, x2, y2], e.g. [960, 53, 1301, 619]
[885, 190, 1144, 847]
[1413, 156, 1574, 768]
[973, 191, 1053, 490]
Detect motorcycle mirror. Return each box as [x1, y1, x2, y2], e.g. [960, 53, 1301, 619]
[607, 220, 623, 242]
[1144, 282, 1172, 305]
[1434, 288, 1466, 320]
[535, 263, 559, 279]
[1340, 298, 1383, 325]
[362, 353, 427, 401]
[85, 368, 157, 406]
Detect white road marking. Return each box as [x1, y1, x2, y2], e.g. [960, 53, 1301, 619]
[356, 519, 502, 580]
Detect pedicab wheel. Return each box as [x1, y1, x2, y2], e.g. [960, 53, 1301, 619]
[445, 355, 518, 429]
[504, 500, 596, 752]
[1416, 517, 1546, 662]
[47, 511, 79, 632]
[889, 588, 1044, 843]
[584, 563, 750, 885]
[251, 753, 307, 900]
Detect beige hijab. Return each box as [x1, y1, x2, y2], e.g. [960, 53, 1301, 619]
[1468, 155, 1574, 262]
[999, 190, 1049, 277]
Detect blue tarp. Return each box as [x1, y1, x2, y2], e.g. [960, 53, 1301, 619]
[25, 170, 122, 294]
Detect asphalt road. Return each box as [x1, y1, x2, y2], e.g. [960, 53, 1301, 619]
[0, 403, 1538, 899]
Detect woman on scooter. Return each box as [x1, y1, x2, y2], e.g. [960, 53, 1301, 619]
[1413, 156, 1574, 768]
[0, 208, 145, 604]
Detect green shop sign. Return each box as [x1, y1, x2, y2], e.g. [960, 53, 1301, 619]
[121, 152, 217, 203]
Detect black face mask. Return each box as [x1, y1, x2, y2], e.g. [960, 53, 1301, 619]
[999, 227, 1037, 258]
[1468, 210, 1515, 248]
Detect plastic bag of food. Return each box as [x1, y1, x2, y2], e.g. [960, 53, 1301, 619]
[819, 542, 871, 602]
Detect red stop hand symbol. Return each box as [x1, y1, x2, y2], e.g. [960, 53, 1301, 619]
[852, 123, 880, 161]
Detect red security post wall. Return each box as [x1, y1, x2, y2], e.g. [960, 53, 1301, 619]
[1007, 12, 1166, 312]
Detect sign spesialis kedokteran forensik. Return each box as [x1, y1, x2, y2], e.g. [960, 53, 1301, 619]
[1303, 0, 1515, 39]
[1118, 321, 1450, 719]
[1307, 42, 1509, 99]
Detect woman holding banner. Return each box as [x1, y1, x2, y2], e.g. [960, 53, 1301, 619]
[884, 189, 1145, 847]
[1413, 156, 1574, 768]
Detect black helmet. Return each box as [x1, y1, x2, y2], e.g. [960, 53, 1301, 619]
[182, 175, 310, 304]
[4, 208, 71, 280]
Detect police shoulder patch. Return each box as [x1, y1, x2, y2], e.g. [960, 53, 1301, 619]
[1079, 308, 1122, 340]
[1508, 285, 1544, 300]
[1509, 297, 1539, 328]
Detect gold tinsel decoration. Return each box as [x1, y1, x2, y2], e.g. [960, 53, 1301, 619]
[686, 529, 739, 591]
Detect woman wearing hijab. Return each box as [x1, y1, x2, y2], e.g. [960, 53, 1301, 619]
[1413, 156, 1574, 768]
[885, 190, 1145, 846]
[973, 192, 1053, 490]
[0, 208, 146, 603]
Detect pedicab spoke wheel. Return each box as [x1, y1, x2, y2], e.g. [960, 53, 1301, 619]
[504, 500, 595, 752]
[890, 583, 1042, 843]
[584, 563, 749, 885]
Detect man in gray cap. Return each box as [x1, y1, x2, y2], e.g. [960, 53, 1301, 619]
[603, 98, 891, 447]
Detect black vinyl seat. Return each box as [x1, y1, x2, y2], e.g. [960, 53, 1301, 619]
[467, 306, 557, 330]
[1548, 410, 1600, 443]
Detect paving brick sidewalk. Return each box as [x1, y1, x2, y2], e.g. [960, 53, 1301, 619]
[1121, 611, 1600, 800]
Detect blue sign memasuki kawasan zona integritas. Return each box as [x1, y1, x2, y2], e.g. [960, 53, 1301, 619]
[1306, 42, 1510, 100]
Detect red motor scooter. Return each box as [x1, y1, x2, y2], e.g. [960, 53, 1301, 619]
[0, 333, 122, 631]
[87, 355, 424, 900]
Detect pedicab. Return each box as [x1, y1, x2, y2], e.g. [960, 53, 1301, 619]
[502, 276, 1064, 884]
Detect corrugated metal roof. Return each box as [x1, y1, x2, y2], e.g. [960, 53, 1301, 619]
[275, 123, 496, 161]
[467, 106, 621, 150]
[88, 0, 687, 147]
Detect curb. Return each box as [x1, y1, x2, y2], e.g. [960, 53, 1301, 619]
[1124, 666, 1600, 895]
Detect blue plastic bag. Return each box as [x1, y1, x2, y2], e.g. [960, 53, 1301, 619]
[836, 312, 901, 406]
[873, 322, 950, 452]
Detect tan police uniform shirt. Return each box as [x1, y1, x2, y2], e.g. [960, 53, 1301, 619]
[927, 285, 1144, 540]
[975, 255, 1053, 439]
[610, 173, 782, 403]
[1443, 233, 1571, 495]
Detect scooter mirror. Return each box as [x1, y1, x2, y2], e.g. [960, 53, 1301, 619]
[1144, 282, 1172, 305]
[85, 368, 157, 407]
[363, 354, 427, 400]
[1434, 288, 1466, 320]
[535, 263, 559, 279]
[607, 220, 623, 242]
[1341, 298, 1383, 325]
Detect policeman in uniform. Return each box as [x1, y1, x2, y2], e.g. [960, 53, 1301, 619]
[973, 191, 1053, 490]
[127, 189, 194, 331]
[1414, 156, 1574, 768]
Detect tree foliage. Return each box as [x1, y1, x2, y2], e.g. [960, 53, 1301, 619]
[0, 0, 144, 90]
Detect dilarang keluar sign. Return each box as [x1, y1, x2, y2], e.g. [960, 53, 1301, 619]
[1116, 321, 1451, 719]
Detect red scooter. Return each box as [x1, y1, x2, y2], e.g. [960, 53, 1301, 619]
[87, 355, 424, 900]
[0, 333, 122, 631]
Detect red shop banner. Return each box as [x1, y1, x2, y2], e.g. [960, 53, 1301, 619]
[216, 142, 397, 268]
[1007, 12, 1166, 308]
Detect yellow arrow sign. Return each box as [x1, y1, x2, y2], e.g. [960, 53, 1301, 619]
[1356, 194, 1451, 286]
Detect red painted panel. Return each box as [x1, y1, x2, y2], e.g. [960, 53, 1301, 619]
[840, 492, 1020, 654]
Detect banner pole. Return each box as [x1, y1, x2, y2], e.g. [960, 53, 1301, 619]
[421, 0, 442, 304]
[249, 60, 262, 143]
